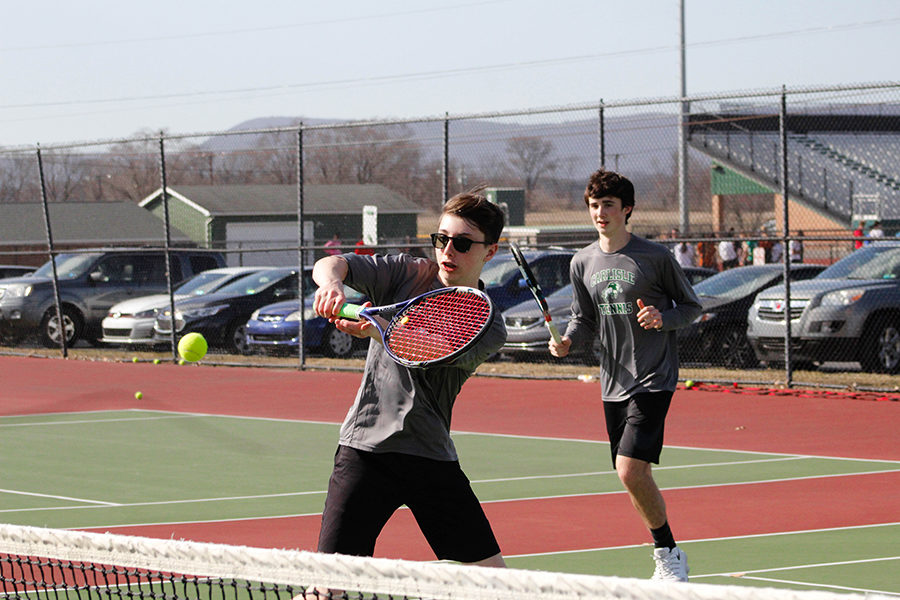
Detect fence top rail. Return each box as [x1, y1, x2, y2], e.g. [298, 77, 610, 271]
[2, 81, 899, 154]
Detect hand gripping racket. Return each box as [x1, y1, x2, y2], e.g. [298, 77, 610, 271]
[337, 286, 494, 368]
[509, 242, 562, 344]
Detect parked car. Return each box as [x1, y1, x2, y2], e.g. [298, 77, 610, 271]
[677, 264, 825, 368]
[0, 249, 225, 347]
[0, 265, 36, 280]
[100, 267, 268, 346]
[747, 242, 900, 373]
[246, 285, 366, 358]
[481, 248, 575, 313]
[502, 266, 717, 363]
[153, 267, 306, 354]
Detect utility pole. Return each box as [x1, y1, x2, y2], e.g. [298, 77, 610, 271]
[677, 0, 690, 233]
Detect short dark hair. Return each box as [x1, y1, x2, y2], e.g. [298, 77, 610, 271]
[583, 169, 635, 223]
[442, 186, 505, 244]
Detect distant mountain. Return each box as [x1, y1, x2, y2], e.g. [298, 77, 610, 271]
[201, 112, 683, 180]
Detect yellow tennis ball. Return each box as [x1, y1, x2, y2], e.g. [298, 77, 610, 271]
[134, 391, 143, 400]
[178, 332, 208, 362]
[685, 379, 695, 389]
[152, 358, 161, 365]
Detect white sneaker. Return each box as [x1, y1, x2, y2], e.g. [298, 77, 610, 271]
[651, 546, 689, 582]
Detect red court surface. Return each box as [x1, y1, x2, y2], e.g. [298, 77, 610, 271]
[79, 471, 899, 560]
[1, 356, 896, 460]
[2, 355, 898, 559]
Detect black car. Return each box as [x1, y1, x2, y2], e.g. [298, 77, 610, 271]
[677, 263, 826, 368]
[153, 267, 310, 354]
[0, 249, 225, 347]
[0, 265, 36, 280]
[481, 248, 575, 313]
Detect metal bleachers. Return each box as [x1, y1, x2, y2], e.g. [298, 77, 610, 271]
[688, 114, 900, 225]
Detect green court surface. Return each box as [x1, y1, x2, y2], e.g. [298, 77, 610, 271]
[2, 409, 898, 596]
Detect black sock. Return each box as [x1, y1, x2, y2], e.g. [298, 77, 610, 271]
[651, 521, 676, 550]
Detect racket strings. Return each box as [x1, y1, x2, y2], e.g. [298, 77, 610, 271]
[385, 290, 491, 363]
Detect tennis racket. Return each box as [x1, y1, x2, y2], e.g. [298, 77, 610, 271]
[509, 242, 562, 344]
[337, 286, 494, 368]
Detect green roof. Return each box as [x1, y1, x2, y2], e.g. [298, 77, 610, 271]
[0, 202, 190, 245]
[140, 184, 423, 217]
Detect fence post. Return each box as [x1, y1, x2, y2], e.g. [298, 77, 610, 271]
[36, 147, 67, 358]
[296, 125, 307, 370]
[157, 136, 178, 363]
[779, 89, 793, 387]
[442, 114, 449, 204]
[598, 101, 605, 169]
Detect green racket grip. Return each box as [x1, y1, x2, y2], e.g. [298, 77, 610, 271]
[337, 303, 364, 320]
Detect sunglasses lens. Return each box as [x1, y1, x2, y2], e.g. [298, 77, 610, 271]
[454, 238, 473, 252]
[430, 233, 477, 253]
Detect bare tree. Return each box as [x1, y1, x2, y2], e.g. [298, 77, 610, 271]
[307, 125, 425, 201]
[505, 136, 559, 194]
[0, 154, 40, 202]
[39, 150, 87, 201]
[102, 135, 161, 202]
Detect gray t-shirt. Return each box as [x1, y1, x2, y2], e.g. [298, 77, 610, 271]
[337, 252, 506, 461]
[565, 236, 702, 402]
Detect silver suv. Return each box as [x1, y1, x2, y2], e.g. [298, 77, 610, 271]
[0, 249, 225, 348]
[746, 242, 900, 373]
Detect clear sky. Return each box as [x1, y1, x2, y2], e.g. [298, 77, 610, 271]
[3, 0, 899, 147]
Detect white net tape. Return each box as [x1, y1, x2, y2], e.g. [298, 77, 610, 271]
[0, 524, 884, 600]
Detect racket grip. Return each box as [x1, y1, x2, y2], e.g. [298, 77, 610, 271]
[547, 322, 562, 345]
[337, 303, 363, 320]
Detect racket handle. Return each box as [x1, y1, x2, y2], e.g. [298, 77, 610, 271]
[547, 321, 562, 345]
[337, 303, 363, 320]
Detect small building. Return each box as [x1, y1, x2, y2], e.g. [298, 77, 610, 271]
[139, 184, 423, 266]
[0, 202, 192, 267]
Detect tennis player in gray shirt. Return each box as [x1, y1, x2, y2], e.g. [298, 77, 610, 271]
[311, 189, 508, 568]
[550, 169, 701, 582]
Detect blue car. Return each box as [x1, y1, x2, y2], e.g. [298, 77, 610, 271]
[246, 286, 366, 358]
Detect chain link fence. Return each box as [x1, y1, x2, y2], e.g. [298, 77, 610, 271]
[2, 82, 899, 390]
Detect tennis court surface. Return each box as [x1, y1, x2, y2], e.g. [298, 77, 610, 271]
[1, 355, 898, 598]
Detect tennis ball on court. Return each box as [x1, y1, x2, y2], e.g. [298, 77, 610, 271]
[685, 379, 694, 389]
[153, 358, 161, 365]
[134, 391, 143, 400]
[132, 357, 139, 363]
[178, 359, 186, 366]
[178, 332, 208, 362]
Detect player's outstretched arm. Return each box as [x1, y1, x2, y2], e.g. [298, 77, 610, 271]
[313, 256, 348, 318]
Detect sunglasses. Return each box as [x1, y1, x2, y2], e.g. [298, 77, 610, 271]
[429, 233, 492, 253]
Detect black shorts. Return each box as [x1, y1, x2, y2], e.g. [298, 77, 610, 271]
[317, 445, 501, 563]
[603, 390, 673, 467]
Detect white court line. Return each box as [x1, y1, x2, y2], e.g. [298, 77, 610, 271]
[507, 522, 900, 558]
[4, 465, 898, 515]
[4, 410, 897, 513]
[696, 555, 900, 577]
[0, 490, 326, 514]
[0, 488, 119, 506]
[8, 408, 900, 465]
[471, 456, 807, 484]
[732, 575, 898, 597]
[0, 414, 197, 428]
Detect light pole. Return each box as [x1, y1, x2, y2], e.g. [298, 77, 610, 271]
[677, 0, 690, 233]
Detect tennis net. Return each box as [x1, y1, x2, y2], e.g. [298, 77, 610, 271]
[0, 524, 876, 600]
